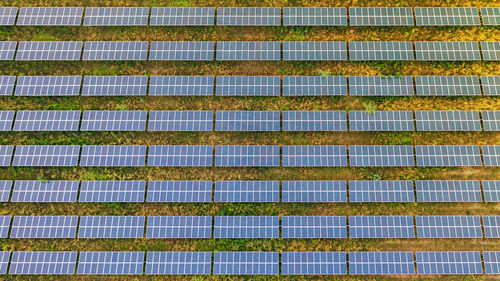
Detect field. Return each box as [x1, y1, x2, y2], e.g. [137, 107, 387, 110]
[0, 0, 499, 280]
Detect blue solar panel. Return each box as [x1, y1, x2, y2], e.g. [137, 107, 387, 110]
[213, 252, 279, 275]
[214, 216, 279, 238]
[283, 111, 347, 131]
[349, 252, 415, 275]
[148, 145, 213, 167]
[484, 251, 500, 274]
[482, 76, 500, 96]
[216, 111, 280, 131]
[416, 111, 481, 131]
[349, 7, 414, 26]
[15, 76, 82, 96]
[415, 145, 482, 166]
[0, 252, 9, 274]
[146, 252, 212, 275]
[150, 7, 215, 26]
[82, 76, 147, 96]
[415, 7, 480, 26]
[481, 7, 500, 25]
[415, 76, 481, 96]
[349, 41, 414, 61]
[416, 216, 482, 238]
[81, 110, 147, 131]
[0, 7, 17, 25]
[283, 7, 347, 26]
[214, 181, 279, 202]
[483, 216, 500, 238]
[80, 145, 146, 167]
[282, 181, 347, 203]
[17, 7, 83, 26]
[78, 216, 145, 238]
[216, 41, 280, 60]
[217, 7, 280, 26]
[349, 216, 415, 238]
[349, 180, 414, 202]
[415, 41, 481, 61]
[0, 41, 15, 60]
[149, 76, 214, 96]
[349, 145, 414, 167]
[146, 216, 212, 238]
[0, 110, 14, 130]
[77, 252, 144, 275]
[282, 216, 347, 238]
[483, 145, 500, 166]
[150, 41, 214, 61]
[10, 251, 77, 275]
[349, 111, 414, 131]
[13, 145, 80, 166]
[216, 76, 280, 96]
[416, 180, 482, 202]
[215, 145, 279, 167]
[0, 216, 10, 238]
[149, 111, 213, 131]
[282, 145, 347, 167]
[0, 180, 11, 202]
[0, 145, 13, 166]
[84, 7, 149, 26]
[13, 110, 81, 131]
[11, 216, 77, 238]
[349, 76, 414, 96]
[0, 76, 15, 96]
[146, 181, 212, 202]
[79, 181, 146, 202]
[283, 41, 347, 61]
[283, 76, 347, 96]
[482, 111, 500, 131]
[16, 41, 82, 60]
[282, 252, 347, 275]
[481, 41, 500, 61]
[11, 180, 78, 202]
[483, 180, 500, 202]
[83, 41, 148, 60]
[416, 251, 482, 274]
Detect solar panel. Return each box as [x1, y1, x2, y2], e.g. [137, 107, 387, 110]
[149, 76, 214, 96]
[282, 181, 347, 203]
[349, 216, 415, 238]
[483, 145, 500, 166]
[79, 181, 146, 202]
[13, 110, 81, 131]
[416, 251, 482, 274]
[349, 145, 414, 167]
[146, 216, 212, 238]
[216, 41, 280, 61]
[0, 180, 11, 202]
[481, 7, 500, 25]
[484, 251, 500, 274]
[11, 216, 77, 238]
[214, 216, 279, 238]
[146, 181, 212, 202]
[11, 180, 78, 202]
[12, 145, 80, 166]
[416, 216, 482, 238]
[78, 216, 145, 238]
[80, 145, 146, 167]
[0, 7, 17, 25]
[349, 41, 414, 61]
[17, 7, 83, 26]
[149, 111, 213, 131]
[148, 145, 213, 167]
[146, 252, 212, 275]
[349, 7, 414, 26]
[483, 180, 500, 202]
[0, 41, 16, 60]
[214, 180, 279, 202]
[0, 216, 10, 238]
[16, 41, 82, 60]
[81, 110, 147, 131]
[349, 180, 414, 202]
[482, 111, 500, 131]
[481, 41, 500, 61]
[349, 252, 415, 275]
[349, 76, 414, 96]
[10, 251, 77, 275]
[81, 76, 147, 96]
[215, 145, 279, 167]
[283, 41, 347, 61]
[416, 180, 482, 202]
[0, 111, 14, 131]
[150, 41, 214, 61]
[0, 145, 13, 166]
[151, 7, 214, 26]
[216, 76, 280, 96]
[282, 145, 347, 167]
[415, 7, 480, 26]
[83, 41, 148, 60]
[415, 145, 482, 167]
[84, 7, 149, 26]
[482, 76, 500, 96]
[415, 41, 481, 61]
[283, 76, 347, 96]
[349, 111, 414, 131]
[217, 7, 280, 26]
[15, 76, 82, 96]
[283, 111, 347, 131]
[415, 76, 481, 96]
[0, 252, 9, 274]
[283, 7, 347, 26]
[213, 252, 279, 275]
[77, 252, 144, 275]
[215, 111, 280, 131]
[282, 216, 347, 238]
[0, 76, 15, 96]
[415, 111, 481, 131]
[483, 216, 500, 238]
[282, 252, 347, 275]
